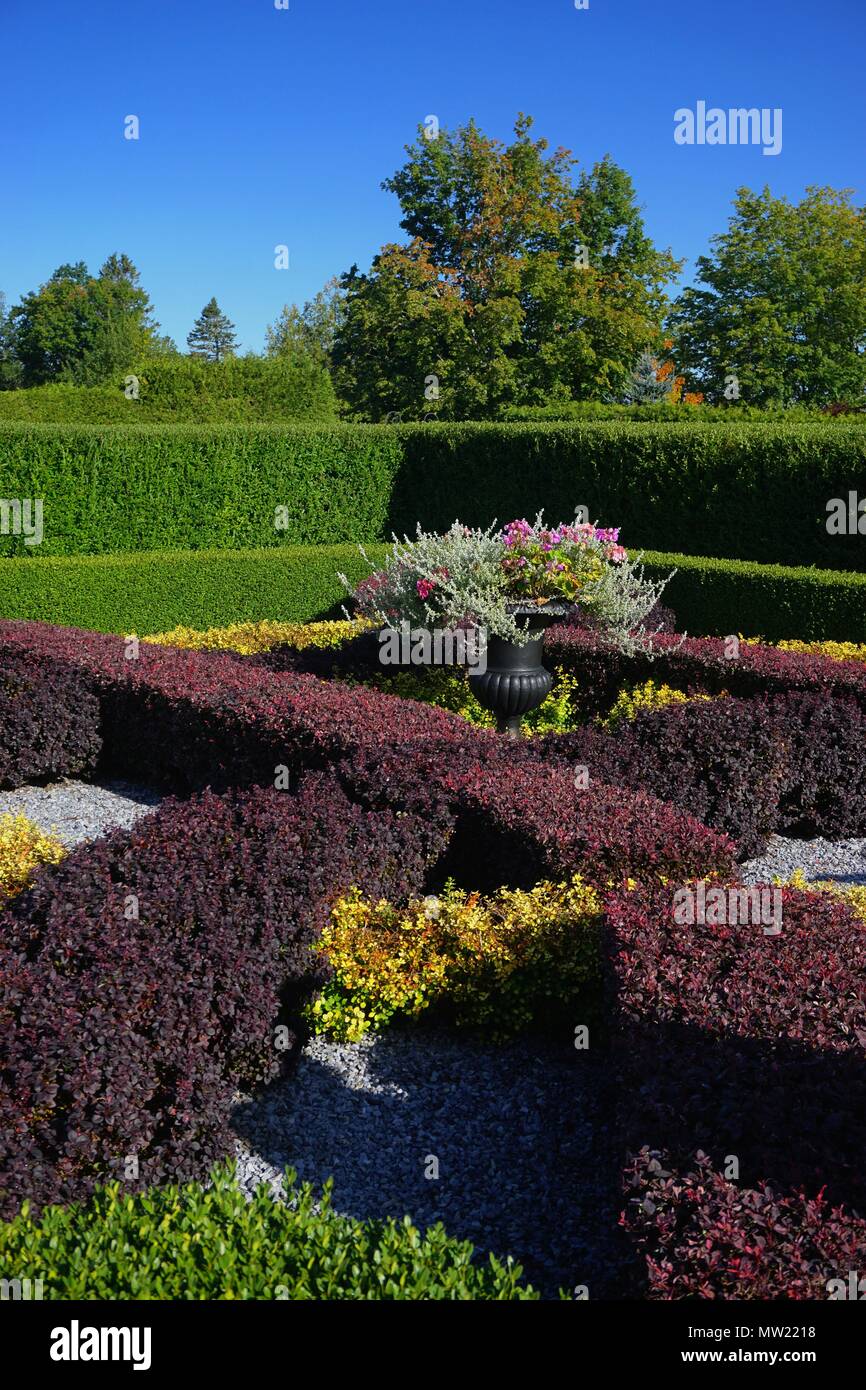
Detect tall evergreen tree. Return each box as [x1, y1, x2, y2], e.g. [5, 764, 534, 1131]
[187, 298, 238, 362]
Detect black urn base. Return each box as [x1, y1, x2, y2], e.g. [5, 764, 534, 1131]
[469, 606, 568, 736]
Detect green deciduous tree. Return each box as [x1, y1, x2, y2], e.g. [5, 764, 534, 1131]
[186, 297, 238, 362]
[668, 186, 866, 406]
[265, 276, 347, 366]
[333, 115, 680, 419]
[9, 256, 160, 386]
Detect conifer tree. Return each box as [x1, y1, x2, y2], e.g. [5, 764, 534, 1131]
[623, 349, 669, 404]
[187, 298, 238, 362]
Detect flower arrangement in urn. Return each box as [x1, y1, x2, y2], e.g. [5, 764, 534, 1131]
[345, 514, 670, 649]
[341, 514, 675, 733]
[343, 515, 674, 735]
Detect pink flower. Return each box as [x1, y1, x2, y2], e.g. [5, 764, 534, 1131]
[416, 577, 437, 600]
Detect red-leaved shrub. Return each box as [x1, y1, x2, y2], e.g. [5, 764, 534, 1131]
[0, 774, 448, 1219]
[0, 650, 101, 789]
[621, 1148, 866, 1300]
[605, 878, 866, 1295]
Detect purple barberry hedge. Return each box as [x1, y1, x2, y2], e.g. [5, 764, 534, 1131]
[2, 614, 866, 1300]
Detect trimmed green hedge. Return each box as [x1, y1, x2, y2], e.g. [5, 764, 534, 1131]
[2, 420, 865, 567]
[0, 543, 863, 641]
[0, 544, 386, 633]
[0, 356, 338, 424]
[0, 423, 399, 556]
[500, 401, 844, 422]
[0, 1164, 535, 1300]
[638, 551, 866, 642]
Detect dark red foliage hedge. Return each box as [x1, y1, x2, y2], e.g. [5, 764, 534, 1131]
[0, 621, 736, 888]
[0, 775, 448, 1220]
[338, 735, 737, 893]
[621, 1149, 866, 1300]
[606, 878, 866, 1200]
[5, 616, 866, 1298]
[256, 620, 866, 851]
[534, 698, 787, 858]
[544, 625, 866, 722]
[0, 620, 465, 793]
[604, 878, 866, 1294]
[771, 691, 866, 838]
[0, 650, 101, 790]
[534, 689, 866, 855]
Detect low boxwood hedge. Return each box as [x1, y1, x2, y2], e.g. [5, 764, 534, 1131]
[0, 356, 338, 425]
[0, 1163, 536, 1300]
[1, 543, 865, 640]
[639, 549, 866, 642]
[0, 545, 387, 634]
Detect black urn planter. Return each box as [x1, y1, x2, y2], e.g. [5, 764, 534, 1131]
[469, 602, 573, 737]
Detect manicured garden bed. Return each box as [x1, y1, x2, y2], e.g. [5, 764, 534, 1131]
[2, 611, 866, 1299]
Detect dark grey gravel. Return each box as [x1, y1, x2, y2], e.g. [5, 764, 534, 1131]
[0, 778, 163, 847]
[232, 1027, 620, 1299]
[739, 834, 866, 887]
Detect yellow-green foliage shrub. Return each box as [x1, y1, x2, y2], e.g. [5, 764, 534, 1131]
[371, 665, 582, 734]
[309, 876, 603, 1042]
[598, 679, 713, 730]
[143, 618, 372, 655]
[774, 639, 866, 664]
[783, 867, 866, 922]
[0, 813, 66, 905]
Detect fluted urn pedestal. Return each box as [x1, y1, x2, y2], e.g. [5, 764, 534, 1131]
[468, 602, 572, 737]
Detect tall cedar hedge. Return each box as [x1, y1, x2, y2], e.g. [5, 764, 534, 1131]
[1, 419, 865, 566]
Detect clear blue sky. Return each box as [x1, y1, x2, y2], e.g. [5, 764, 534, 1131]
[2, 0, 864, 352]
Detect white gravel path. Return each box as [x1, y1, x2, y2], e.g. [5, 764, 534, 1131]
[739, 834, 866, 886]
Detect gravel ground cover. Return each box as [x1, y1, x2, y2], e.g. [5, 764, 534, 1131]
[6, 775, 866, 1297]
[739, 834, 866, 886]
[0, 778, 162, 847]
[232, 1028, 620, 1299]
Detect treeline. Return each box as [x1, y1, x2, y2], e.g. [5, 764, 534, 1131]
[0, 267, 337, 421]
[2, 115, 865, 420]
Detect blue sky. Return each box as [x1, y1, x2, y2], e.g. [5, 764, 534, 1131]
[2, 0, 864, 352]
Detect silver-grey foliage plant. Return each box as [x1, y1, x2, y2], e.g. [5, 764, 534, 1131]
[341, 516, 677, 651]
